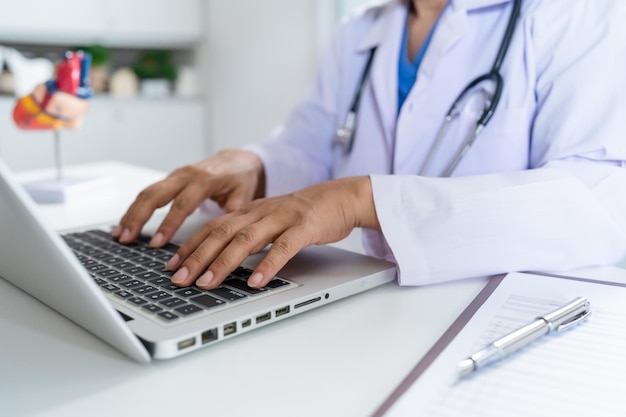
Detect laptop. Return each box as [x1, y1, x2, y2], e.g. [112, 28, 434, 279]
[0, 159, 397, 362]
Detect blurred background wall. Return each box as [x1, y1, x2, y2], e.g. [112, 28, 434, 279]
[0, 0, 371, 172]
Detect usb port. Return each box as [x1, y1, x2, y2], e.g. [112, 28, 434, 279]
[275, 305, 290, 317]
[223, 321, 237, 336]
[256, 312, 271, 324]
[177, 337, 196, 350]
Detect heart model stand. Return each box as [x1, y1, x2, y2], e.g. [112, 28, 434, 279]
[21, 130, 115, 204]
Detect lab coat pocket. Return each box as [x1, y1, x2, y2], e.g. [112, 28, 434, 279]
[450, 106, 532, 176]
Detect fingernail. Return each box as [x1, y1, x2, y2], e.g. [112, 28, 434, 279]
[172, 266, 189, 284]
[119, 228, 132, 242]
[248, 272, 264, 287]
[150, 232, 164, 247]
[196, 270, 214, 287]
[166, 254, 180, 270]
[112, 225, 122, 238]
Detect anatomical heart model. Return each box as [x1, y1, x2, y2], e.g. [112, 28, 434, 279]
[13, 50, 92, 131]
[12, 50, 112, 204]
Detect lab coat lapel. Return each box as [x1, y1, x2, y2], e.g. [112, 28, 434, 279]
[357, 2, 407, 151]
[412, 0, 513, 87]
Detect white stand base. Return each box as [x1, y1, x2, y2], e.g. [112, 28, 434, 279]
[22, 176, 116, 204]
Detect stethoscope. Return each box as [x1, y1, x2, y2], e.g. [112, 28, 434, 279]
[335, 0, 523, 177]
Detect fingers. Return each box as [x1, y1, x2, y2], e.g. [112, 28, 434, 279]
[247, 230, 302, 287]
[169, 213, 301, 290]
[149, 182, 210, 247]
[114, 179, 185, 243]
[114, 166, 202, 244]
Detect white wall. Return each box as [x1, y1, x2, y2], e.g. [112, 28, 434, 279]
[202, 1, 322, 153]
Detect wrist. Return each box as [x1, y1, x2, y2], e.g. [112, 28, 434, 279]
[344, 176, 381, 231]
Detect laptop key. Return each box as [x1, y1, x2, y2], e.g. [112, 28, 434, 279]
[128, 296, 148, 306]
[122, 279, 144, 289]
[109, 247, 135, 256]
[136, 271, 162, 281]
[91, 252, 111, 260]
[111, 261, 135, 270]
[266, 278, 290, 289]
[141, 260, 164, 269]
[129, 255, 152, 264]
[108, 274, 133, 284]
[174, 288, 202, 298]
[133, 285, 158, 295]
[114, 290, 134, 299]
[87, 229, 114, 239]
[145, 291, 172, 301]
[86, 264, 108, 273]
[94, 277, 107, 286]
[191, 294, 226, 309]
[145, 249, 170, 258]
[123, 266, 148, 275]
[148, 276, 171, 286]
[157, 311, 179, 321]
[224, 278, 266, 295]
[208, 286, 247, 302]
[159, 298, 187, 308]
[98, 268, 122, 278]
[230, 266, 253, 278]
[100, 256, 124, 265]
[161, 243, 180, 253]
[101, 283, 120, 292]
[142, 304, 163, 313]
[174, 304, 203, 316]
[160, 283, 180, 291]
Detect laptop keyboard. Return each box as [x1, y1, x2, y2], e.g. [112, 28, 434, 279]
[62, 229, 293, 323]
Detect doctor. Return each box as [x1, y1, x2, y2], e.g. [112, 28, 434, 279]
[115, 0, 626, 290]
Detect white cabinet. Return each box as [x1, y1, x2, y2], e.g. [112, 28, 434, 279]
[106, 0, 202, 43]
[0, 98, 207, 173]
[0, 0, 202, 47]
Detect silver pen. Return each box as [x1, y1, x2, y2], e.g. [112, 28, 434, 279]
[458, 296, 591, 377]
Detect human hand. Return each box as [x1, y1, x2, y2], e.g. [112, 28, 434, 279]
[165, 176, 381, 289]
[113, 149, 266, 247]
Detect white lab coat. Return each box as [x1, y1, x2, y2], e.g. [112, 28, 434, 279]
[245, 0, 626, 285]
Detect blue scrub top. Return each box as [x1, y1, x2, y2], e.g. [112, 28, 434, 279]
[397, 10, 444, 113]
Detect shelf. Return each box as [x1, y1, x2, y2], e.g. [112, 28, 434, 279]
[0, 0, 203, 50]
[0, 31, 201, 50]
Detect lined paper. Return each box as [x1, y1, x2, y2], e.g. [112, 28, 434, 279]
[383, 272, 626, 417]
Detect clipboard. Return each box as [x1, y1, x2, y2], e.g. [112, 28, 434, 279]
[373, 271, 626, 417]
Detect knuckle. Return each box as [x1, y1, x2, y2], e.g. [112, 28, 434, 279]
[185, 251, 206, 269]
[136, 186, 158, 202]
[232, 227, 257, 246]
[174, 164, 197, 176]
[172, 195, 192, 212]
[210, 256, 232, 271]
[270, 238, 294, 259]
[207, 222, 234, 241]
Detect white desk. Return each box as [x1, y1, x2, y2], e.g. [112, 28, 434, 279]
[2, 161, 624, 417]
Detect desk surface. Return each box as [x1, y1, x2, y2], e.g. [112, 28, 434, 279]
[2, 161, 624, 417]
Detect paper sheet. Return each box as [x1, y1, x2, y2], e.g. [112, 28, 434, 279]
[383, 272, 626, 417]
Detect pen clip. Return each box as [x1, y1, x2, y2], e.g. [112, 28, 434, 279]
[556, 309, 592, 332]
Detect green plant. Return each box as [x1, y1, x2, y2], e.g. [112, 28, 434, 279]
[73, 44, 110, 67]
[132, 50, 177, 81]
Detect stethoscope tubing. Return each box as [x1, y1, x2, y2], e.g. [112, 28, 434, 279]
[337, 0, 523, 177]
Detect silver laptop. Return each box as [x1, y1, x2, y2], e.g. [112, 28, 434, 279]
[0, 159, 396, 362]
